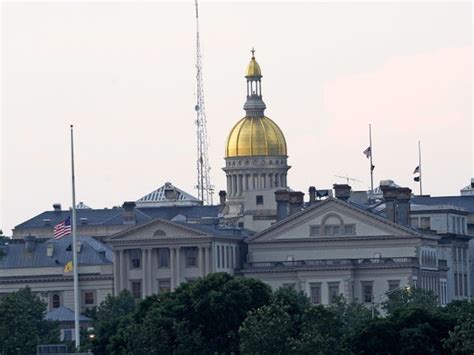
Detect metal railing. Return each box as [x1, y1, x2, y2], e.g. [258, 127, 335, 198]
[243, 257, 419, 271]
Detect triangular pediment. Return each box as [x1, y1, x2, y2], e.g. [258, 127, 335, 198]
[250, 198, 421, 243]
[107, 218, 207, 242]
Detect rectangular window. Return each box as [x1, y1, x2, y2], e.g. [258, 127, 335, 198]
[454, 273, 458, 296]
[226, 246, 230, 268]
[310, 283, 321, 304]
[343, 225, 355, 235]
[388, 280, 400, 291]
[158, 248, 170, 268]
[310, 226, 320, 236]
[217, 246, 221, 268]
[464, 274, 468, 297]
[452, 216, 456, 233]
[410, 217, 419, 228]
[324, 225, 332, 235]
[328, 282, 340, 304]
[63, 329, 73, 341]
[453, 247, 457, 262]
[420, 217, 431, 230]
[131, 281, 142, 299]
[158, 279, 171, 294]
[256, 195, 264, 205]
[362, 283, 373, 303]
[184, 247, 198, 267]
[83, 291, 95, 306]
[129, 249, 142, 269]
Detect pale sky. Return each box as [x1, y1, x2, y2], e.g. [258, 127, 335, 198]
[1, 1, 472, 234]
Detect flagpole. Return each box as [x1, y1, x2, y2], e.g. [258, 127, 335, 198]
[70, 125, 80, 349]
[418, 140, 423, 195]
[369, 124, 374, 196]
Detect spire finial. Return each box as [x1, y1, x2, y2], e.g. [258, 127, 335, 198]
[251, 47, 255, 59]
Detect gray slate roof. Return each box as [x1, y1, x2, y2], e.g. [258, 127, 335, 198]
[14, 205, 220, 230]
[45, 306, 91, 322]
[0, 236, 113, 269]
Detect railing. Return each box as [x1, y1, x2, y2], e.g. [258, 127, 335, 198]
[243, 257, 419, 271]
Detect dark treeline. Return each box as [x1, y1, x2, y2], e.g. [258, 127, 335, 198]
[1, 274, 473, 354]
[82, 273, 474, 355]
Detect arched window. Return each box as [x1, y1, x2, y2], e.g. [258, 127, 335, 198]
[153, 229, 166, 237]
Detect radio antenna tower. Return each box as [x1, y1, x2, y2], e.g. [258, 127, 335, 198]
[194, 0, 213, 205]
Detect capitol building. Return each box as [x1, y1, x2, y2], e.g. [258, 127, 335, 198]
[1, 51, 473, 339]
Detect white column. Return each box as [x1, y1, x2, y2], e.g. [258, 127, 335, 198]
[148, 248, 153, 295]
[176, 247, 181, 287]
[142, 249, 147, 296]
[205, 246, 211, 274]
[198, 247, 204, 277]
[114, 250, 120, 294]
[170, 248, 176, 290]
[120, 250, 127, 291]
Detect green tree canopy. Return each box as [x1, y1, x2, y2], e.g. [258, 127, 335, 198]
[0, 287, 59, 355]
[382, 287, 438, 315]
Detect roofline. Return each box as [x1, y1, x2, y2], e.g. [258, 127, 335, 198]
[249, 197, 423, 242]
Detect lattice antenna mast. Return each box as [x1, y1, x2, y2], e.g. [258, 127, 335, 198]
[194, 0, 213, 205]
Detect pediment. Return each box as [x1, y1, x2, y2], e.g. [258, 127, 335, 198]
[251, 198, 420, 243]
[108, 218, 206, 242]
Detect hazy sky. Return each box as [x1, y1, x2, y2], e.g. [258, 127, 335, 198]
[1, 1, 472, 234]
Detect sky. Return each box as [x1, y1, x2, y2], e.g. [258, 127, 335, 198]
[1, 1, 472, 234]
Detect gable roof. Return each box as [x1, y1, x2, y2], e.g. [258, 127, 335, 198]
[0, 236, 113, 269]
[249, 197, 423, 242]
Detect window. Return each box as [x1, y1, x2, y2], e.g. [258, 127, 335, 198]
[129, 249, 142, 269]
[256, 195, 264, 205]
[83, 291, 95, 306]
[310, 226, 320, 236]
[184, 247, 198, 267]
[464, 274, 468, 297]
[410, 217, 419, 228]
[51, 293, 61, 308]
[131, 281, 142, 299]
[158, 248, 170, 268]
[420, 217, 431, 230]
[388, 280, 400, 291]
[310, 283, 321, 304]
[328, 282, 340, 304]
[343, 225, 356, 235]
[226, 246, 230, 268]
[158, 279, 171, 294]
[452, 216, 456, 233]
[440, 280, 447, 305]
[454, 273, 458, 296]
[217, 246, 221, 268]
[362, 283, 373, 303]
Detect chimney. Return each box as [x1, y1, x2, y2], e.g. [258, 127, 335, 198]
[122, 201, 136, 225]
[46, 242, 54, 257]
[333, 184, 351, 202]
[53, 203, 61, 213]
[24, 235, 36, 253]
[275, 190, 290, 221]
[288, 191, 305, 215]
[380, 182, 398, 222]
[309, 186, 316, 204]
[218, 190, 227, 213]
[396, 187, 412, 226]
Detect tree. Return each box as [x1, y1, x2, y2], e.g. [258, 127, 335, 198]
[382, 287, 438, 315]
[0, 287, 60, 354]
[89, 289, 136, 355]
[239, 303, 294, 355]
[443, 314, 474, 354]
[109, 273, 272, 354]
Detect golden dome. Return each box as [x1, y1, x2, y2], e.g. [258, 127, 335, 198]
[246, 57, 262, 77]
[225, 116, 287, 157]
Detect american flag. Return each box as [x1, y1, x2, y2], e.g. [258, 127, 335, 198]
[54, 217, 72, 239]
